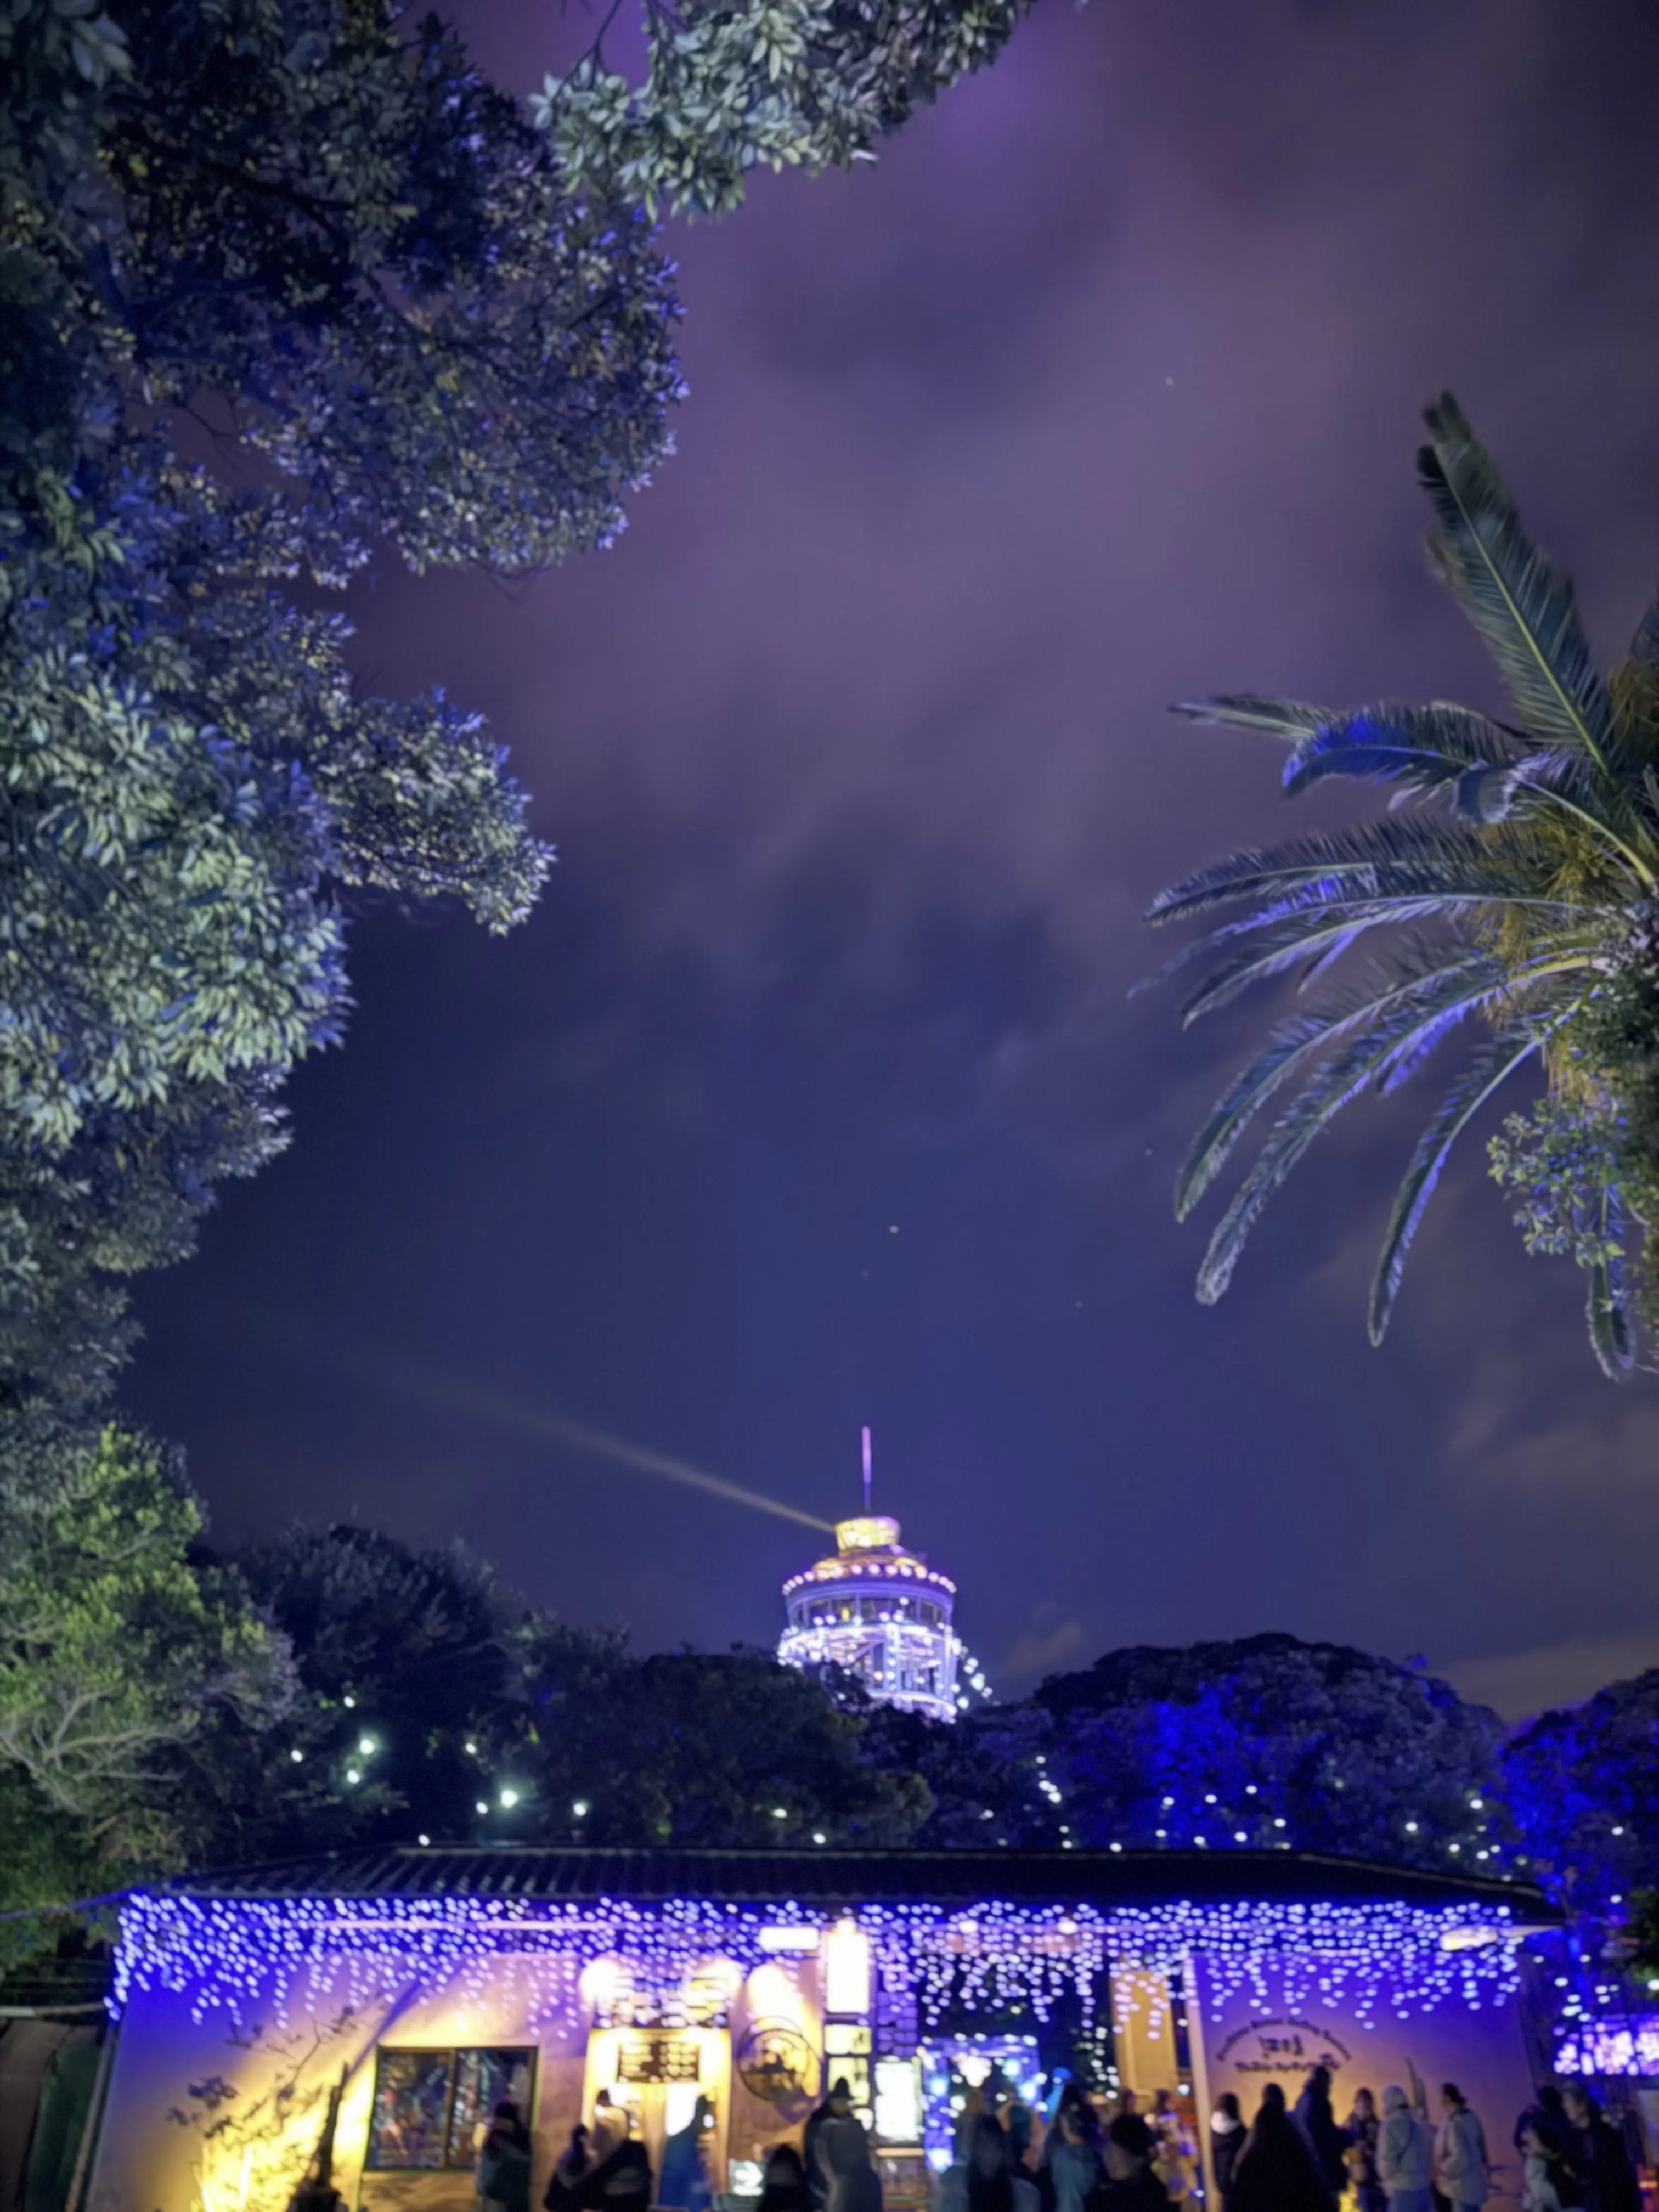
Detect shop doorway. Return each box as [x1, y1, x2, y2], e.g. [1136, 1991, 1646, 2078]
[584, 2027, 731, 2186]
[917, 2038, 1046, 2174]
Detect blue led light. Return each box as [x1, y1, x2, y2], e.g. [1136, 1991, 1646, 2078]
[111, 1890, 1521, 2034]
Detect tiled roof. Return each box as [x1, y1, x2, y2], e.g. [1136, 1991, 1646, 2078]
[157, 1844, 1555, 1916]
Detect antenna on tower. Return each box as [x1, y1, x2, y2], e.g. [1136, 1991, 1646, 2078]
[861, 1425, 872, 1514]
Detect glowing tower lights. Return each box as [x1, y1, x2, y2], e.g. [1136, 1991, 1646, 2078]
[777, 1429, 986, 1724]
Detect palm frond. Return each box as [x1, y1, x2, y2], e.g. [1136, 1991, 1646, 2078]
[1148, 813, 1565, 926]
[1171, 696, 1336, 742]
[1178, 945, 1506, 1232]
[1177, 900, 1472, 1025]
[1156, 405, 1650, 1370]
[1365, 1021, 1559, 1343]
[1279, 702, 1530, 802]
[1418, 394, 1614, 770]
[1142, 884, 1455, 996]
[1375, 1000, 1494, 1094]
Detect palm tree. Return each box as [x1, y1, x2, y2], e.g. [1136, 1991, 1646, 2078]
[1150, 395, 1659, 1376]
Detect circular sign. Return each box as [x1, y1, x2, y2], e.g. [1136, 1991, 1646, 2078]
[737, 2021, 816, 2107]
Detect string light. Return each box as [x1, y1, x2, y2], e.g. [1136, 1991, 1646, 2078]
[1555, 2022, 1659, 2075]
[111, 1890, 1522, 2035]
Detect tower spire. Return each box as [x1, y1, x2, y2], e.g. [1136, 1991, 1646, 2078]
[777, 1440, 962, 1723]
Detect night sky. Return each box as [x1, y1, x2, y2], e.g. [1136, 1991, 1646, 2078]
[126, 0, 1659, 1722]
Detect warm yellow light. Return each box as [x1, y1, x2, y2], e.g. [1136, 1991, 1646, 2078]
[759, 1925, 820, 1954]
[874, 2057, 923, 2143]
[835, 1517, 900, 1555]
[581, 1956, 623, 2011]
[1440, 1926, 1503, 1951]
[823, 1917, 871, 2016]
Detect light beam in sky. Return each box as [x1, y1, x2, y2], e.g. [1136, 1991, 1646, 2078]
[266, 1322, 836, 1533]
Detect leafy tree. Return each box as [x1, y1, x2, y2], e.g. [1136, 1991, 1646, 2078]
[536, 0, 1035, 218]
[0, 0, 1040, 1928]
[863, 1697, 1053, 1846]
[1503, 1670, 1659, 1929]
[1, 0, 650, 1416]
[514, 1637, 931, 1847]
[0, 1421, 289, 1954]
[177, 1522, 543, 1864]
[172, 1527, 931, 1862]
[0, 1770, 118, 1970]
[0, 0, 1037, 1430]
[1018, 1635, 1511, 1869]
[1150, 396, 1659, 1373]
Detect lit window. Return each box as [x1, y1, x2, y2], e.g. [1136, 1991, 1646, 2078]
[366, 2046, 535, 2171]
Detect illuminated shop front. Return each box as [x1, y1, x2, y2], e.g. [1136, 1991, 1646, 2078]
[87, 1846, 1550, 2212]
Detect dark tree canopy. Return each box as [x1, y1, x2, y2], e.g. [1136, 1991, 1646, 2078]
[15, 1491, 1659, 1995]
[1028, 1635, 1512, 1869]
[169, 1527, 930, 1870]
[1503, 1669, 1659, 1926]
[518, 1642, 930, 1848]
[176, 1523, 535, 1866]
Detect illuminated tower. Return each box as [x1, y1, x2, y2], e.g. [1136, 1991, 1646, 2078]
[777, 1430, 966, 1725]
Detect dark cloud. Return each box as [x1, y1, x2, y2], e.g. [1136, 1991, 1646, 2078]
[128, 0, 1659, 1714]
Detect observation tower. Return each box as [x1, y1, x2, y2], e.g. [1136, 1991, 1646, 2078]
[777, 1430, 969, 1724]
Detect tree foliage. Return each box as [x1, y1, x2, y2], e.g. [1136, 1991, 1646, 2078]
[1026, 1635, 1511, 1867]
[1151, 396, 1659, 1373]
[24, 1495, 1659, 2000]
[0, 0, 1043, 1950]
[535, 0, 1035, 219]
[1, 0, 1036, 1426]
[3, 0, 665, 1412]
[518, 1639, 930, 1846]
[163, 1524, 930, 1867]
[0, 1424, 288, 1837]
[1502, 1671, 1659, 1928]
[174, 1522, 525, 1865]
[0, 1421, 289, 1956]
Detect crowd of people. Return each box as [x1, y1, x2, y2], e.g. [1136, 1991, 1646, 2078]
[1203, 2072, 1644, 2212]
[465, 2072, 1646, 2212]
[1511, 2085, 1643, 2212]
